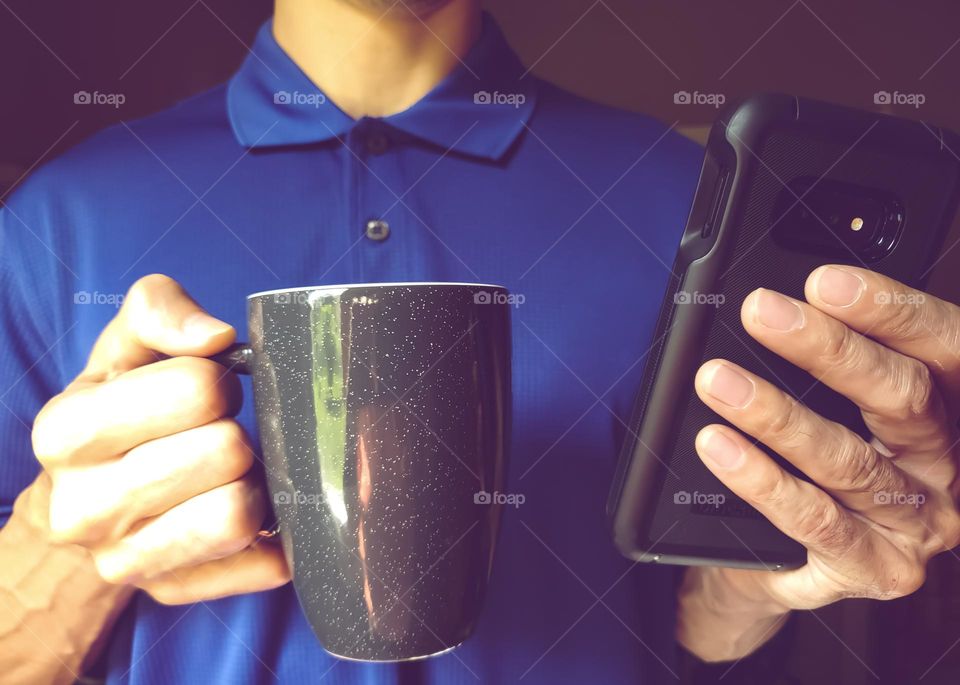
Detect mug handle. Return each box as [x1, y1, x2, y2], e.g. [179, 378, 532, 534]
[210, 342, 254, 375]
[209, 342, 281, 537]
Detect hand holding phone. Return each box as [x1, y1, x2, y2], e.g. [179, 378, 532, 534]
[677, 265, 960, 661]
[608, 93, 960, 569]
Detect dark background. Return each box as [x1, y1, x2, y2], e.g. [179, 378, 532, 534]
[2, 1, 960, 682]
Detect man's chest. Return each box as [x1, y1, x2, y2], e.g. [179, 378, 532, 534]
[66, 149, 682, 511]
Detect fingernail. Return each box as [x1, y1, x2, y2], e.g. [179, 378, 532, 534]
[181, 312, 232, 342]
[699, 430, 743, 469]
[754, 289, 804, 331]
[706, 363, 755, 408]
[816, 267, 864, 307]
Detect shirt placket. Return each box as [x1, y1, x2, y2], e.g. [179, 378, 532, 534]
[347, 118, 410, 284]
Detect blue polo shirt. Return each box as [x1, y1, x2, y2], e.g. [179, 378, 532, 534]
[0, 15, 702, 685]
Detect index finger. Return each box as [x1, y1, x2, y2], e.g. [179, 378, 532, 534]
[80, 274, 236, 383]
[805, 265, 960, 405]
[34, 357, 242, 466]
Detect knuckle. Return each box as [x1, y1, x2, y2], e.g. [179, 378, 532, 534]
[125, 274, 184, 343]
[888, 360, 939, 421]
[201, 482, 261, 556]
[126, 274, 176, 306]
[45, 486, 76, 542]
[96, 566, 131, 586]
[47, 517, 85, 545]
[142, 580, 187, 606]
[793, 498, 851, 550]
[757, 396, 808, 447]
[93, 554, 137, 586]
[208, 528, 257, 558]
[942, 514, 960, 550]
[47, 481, 108, 545]
[47, 509, 91, 545]
[200, 420, 254, 483]
[164, 357, 237, 415]
[210, 420, 253, 462]
[167, 357, 219, 395]
[879, 298, 926, 342]
[820, 323, 860, 371]
[749, 466, 789, 505]
[49, 510, 116, 546]
[827, 437, 884, 492]
[874, 565, 926, 600]
[31, 395, 75, 465]
[927, 507, 960, 553]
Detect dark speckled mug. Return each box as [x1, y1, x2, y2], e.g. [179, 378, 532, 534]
[217, 283, 511, 662]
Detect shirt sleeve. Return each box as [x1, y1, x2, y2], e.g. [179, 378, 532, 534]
[0, 196, 71, 526]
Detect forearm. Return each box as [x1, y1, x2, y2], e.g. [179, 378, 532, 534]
[0, 474, 133, 685]
[676, 566, 790, 662]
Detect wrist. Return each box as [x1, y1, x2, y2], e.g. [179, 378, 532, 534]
[2, 474, 135, 683]
[677, 567, 791, 662]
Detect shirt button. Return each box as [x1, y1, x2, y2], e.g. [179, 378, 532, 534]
[365, 132, 390, 155]
[365, 219, 390, 242]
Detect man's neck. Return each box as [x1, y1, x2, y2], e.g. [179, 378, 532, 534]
[273, 0, 482, 120]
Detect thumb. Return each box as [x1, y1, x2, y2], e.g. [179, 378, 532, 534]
[79, 274, 235, 381]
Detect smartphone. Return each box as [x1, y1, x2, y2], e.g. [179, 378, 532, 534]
[607, 93, 960, 570]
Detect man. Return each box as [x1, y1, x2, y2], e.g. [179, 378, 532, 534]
[2, 0, 958, 683]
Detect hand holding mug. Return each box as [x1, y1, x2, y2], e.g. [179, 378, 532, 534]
[34, 276, 512, 662]
[32, 274, 289, 604]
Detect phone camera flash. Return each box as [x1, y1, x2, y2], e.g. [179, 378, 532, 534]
[850, 217, 864, 232]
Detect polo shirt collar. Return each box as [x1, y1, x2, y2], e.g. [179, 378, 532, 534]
[227, 14, 537, 160]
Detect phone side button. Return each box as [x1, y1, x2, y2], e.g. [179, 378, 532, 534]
[701, 168, 730, 240]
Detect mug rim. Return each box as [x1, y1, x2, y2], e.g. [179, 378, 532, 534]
[247, 282, 507, 300]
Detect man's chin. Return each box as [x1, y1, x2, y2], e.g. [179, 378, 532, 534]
[339, 0, 457, 19]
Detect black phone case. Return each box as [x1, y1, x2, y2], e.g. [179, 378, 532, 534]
[608, 93, 960, 569]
